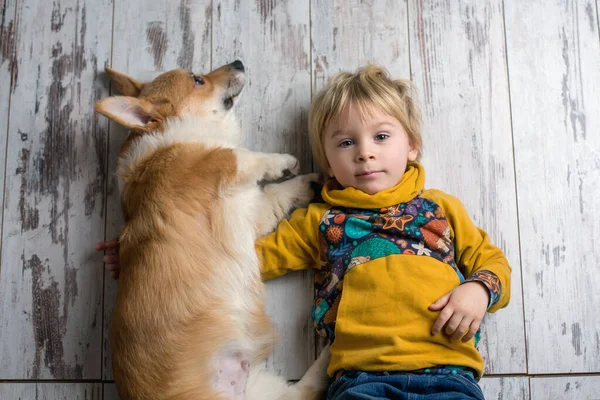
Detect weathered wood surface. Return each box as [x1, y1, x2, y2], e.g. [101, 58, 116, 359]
[0, 383, 102, 399]
[0, 0, 16, 239]
[213, 0, 316, 378]
[102, 0, 213, 380]
[103, 384, 118, 400]
[311, 0, 411, 89]
[0, 0, 598, 396]
[0, 0, 111, 379]
[479, 377, 530, 399]
[505, 0, 600, 374]
[530, 376, 600, 400]
[409, 0, 526, 374]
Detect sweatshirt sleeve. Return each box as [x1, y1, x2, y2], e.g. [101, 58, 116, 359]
[256, 203, 329, 281]
[437, 192, 512, 313]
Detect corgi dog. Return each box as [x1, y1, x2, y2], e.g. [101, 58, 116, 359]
[95, 61, 329, 399]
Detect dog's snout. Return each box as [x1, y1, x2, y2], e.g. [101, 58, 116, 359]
[230, 60, 245, 72]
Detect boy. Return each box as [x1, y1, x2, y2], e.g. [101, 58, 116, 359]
[254, 65, 509, 399]
[99, 65, 510, 399]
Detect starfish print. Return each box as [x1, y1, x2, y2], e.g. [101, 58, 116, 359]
[382, 214, 414, 231]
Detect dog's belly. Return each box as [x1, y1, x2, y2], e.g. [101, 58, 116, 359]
[215, 354, 250, 399]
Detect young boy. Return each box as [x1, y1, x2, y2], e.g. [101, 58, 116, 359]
[254, 65, 510, 399]
[99, 65, 510, 399]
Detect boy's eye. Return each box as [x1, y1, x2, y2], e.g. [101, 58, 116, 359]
[193, 75, 205, 86]
[375, 133, 389, 141]
[338, 139, 354, 148]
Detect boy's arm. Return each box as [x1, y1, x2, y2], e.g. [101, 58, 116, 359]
[256, 203, 328, 280]
[442, 194, 511, 313]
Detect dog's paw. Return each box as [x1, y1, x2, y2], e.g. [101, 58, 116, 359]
[264, 153, 299, 180]
[285, 173, 319, 208]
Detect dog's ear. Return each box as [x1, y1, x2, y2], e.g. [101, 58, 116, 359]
[95, 96, 158, 130]
[105, 67, 144, 97]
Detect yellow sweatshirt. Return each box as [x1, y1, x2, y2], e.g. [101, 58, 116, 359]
[256, 163, 511, 377]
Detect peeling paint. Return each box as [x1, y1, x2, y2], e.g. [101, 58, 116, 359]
[584, 3, 595, 32]
[578, 176, 584, 214]
[50, 2, 67, 32]
[176, 0, 195, 70]
[18, 148, 40, 232]
[0, 0, 19, 92]
[462, 3, 488, 56]
[535, 270, 543, 296]
[560, 27, 587, 143]
[571, 322, 582, 356]
[552, 245, 566, 267]
[257, 0, 276, 26]
[0, 9, 16, 64]
[146, 22, 167, 70]
[281, 24, 309, 71]
[24, 253, 83, 378]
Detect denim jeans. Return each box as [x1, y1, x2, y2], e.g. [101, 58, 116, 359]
[327, 371, 485, 400]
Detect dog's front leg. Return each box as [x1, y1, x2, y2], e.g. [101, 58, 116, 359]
[233, 149, 300, 184]
[255, 173, 319, 237]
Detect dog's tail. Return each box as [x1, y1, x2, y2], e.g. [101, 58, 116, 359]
[244, 345, 330, 400]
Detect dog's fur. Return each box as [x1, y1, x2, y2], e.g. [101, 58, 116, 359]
[95, 61, 329, 399]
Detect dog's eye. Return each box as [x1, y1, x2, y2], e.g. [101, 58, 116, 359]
[193, 76, 205, 86]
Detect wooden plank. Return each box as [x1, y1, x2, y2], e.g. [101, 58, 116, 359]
[0, 0, 111, 379]
[479, 376, 529, 399]
[0, 383, 101, 399]
[0, 0, 17, 239]
[408, 0, 525, 374]
[311, 0, 411, 92]
[212, 0, 314, 380]
[505, 0, 600, 373]
[103, 0, 213, 380]
[103, 383, 118, 400]
[530, 376, 600, 400]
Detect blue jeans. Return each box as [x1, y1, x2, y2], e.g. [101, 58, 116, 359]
[327, 371, 485, 400]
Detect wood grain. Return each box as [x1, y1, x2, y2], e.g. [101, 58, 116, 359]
[0, 0, 111, 379]
[0, 383, 102, 399]
[408, 0, 526, 374]
[479, 376, 530, 399]
[0, 0, 17, 241]
[505, 0, 600, 374]
[212, 0, 315, 379]
[530, 376, 600, 399]
[311, 0, 411, 92]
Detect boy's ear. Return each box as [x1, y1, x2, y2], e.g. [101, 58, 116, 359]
[105, 67, 144, 97]
[94, 96, 157, 130]
[408, 143, 419, 162]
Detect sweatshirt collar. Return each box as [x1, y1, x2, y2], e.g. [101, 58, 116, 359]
[321, 162, 425, 209]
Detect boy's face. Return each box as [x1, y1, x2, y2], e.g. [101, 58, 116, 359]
[323, 103, 418, 194]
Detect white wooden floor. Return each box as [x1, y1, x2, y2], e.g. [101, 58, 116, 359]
[0, 1, 599, 399]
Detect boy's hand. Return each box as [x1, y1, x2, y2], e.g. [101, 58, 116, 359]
[95, 239, 120, 279]
[429, 281, 489, 342]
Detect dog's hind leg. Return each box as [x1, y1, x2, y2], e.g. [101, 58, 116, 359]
[255, 173, 319, 237]
[233, 149, 300, 184]
[244, 345, 331, 400]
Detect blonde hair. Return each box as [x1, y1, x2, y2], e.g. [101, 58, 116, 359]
[308, 64, 423, 173]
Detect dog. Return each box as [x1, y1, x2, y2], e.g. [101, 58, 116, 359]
[95, 60, 329, 399]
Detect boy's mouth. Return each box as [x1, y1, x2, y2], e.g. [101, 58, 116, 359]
[356, 170, 383, 177]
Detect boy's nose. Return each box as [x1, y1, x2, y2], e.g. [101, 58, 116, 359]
[356, 147, 375, 162]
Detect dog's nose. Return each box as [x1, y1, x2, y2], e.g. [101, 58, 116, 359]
[230, 60, 245, 72]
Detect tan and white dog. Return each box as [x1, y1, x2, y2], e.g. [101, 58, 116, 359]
[95, 61, 329, 399]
